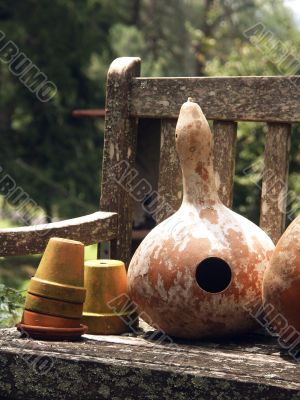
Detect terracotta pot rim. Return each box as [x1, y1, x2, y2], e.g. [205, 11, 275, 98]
[32, 277, 85, 291]
[25, 293, 83, 319]
[81, 314, 129, 335]
[29, 277, 86, 304]
[27, 290, 84, 305]
[83, 311, 131, 318]
[17, 322, 87, 333]
[16, 322, 87, 339]
[24, 309, 81, 321]
[23, 309, 81, 329]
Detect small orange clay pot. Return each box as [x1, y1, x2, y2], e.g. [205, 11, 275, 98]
[18, 237, 87, 340]
[82, 260, 134, 334]
[22, 310, 81, 328]
[28, 237, 86, 303]
[128, 99, 275, 339]
[25, 293, 83, 319]
[263, 218, 300, 340]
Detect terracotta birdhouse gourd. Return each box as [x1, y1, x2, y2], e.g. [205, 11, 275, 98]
[128, 98, 275, 339]
[263, 217, 300, 337]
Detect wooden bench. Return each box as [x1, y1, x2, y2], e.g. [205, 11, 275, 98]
[0, 57, 299, 399]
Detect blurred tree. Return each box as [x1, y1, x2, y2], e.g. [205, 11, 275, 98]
[0, 0, 299, 225]
[0, 0, 128, 220]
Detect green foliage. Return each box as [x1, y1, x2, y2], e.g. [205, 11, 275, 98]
[0, 284, 25, 328]
[0, 0, 126, 220]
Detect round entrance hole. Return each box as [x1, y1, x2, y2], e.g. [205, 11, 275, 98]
[195, 257, 232, 293]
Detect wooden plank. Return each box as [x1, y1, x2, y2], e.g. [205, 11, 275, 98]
[213, 121, 237, 208]
[130, 76, 300, 122]
[0, 328, 299, 399]
[0, 211, 117, 256]
[260, 123, 291, 243]
[156, 119, 182, 223]
[100, 57, 141, 267]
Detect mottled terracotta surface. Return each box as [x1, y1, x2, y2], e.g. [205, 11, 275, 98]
[25, 293, 83, 319]
[34, 237, 84, 287]
[83, 260, 127, 314]
[82, 260, 133, 334]
[28, 277, 86, 304]
[22, 310, 80, 328]
[128, 99, 274, 339]
[263, 216, 300, 334]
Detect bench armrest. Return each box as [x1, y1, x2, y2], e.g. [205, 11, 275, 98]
[0, 211, 118, 256]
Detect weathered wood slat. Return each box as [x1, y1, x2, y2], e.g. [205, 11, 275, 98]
[130, 76, 300, 122]
[260, 123, 291, 243]
[156, 119, 182, 223]
[100, 57, 141, 267]
[0, 211, 117, 256]
[213, 121, 237, 208]
[0, 328, 299, 400]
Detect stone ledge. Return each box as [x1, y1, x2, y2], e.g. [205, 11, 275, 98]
[0, 328, 299, 399]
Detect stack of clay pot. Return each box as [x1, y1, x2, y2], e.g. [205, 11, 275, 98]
[82, 259, 135, 335]
[17, 237, 87, 339]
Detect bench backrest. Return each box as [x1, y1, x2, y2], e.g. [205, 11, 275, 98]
[101, 57, 297, 266]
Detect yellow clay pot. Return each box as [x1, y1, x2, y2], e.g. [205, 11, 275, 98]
[82, 259, 134, 334]
[27, 237, 86, 304]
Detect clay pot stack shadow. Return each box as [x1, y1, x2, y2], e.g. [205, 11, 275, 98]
[17, 237, 88, 340]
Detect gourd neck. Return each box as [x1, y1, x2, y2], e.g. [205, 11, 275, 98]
[176, 99, 220, 206]
[182, 163, 220, 206]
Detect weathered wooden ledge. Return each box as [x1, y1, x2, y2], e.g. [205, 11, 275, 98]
[0, 326, 299, 399]
[0, 211, 118, 256]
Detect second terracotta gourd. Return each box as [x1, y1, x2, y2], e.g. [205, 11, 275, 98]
[128, 98, 275, 339]
[263, 217, 300, 336]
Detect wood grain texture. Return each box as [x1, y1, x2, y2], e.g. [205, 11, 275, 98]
[260, 123, 291, 243]
[100, 57, 141, 267]
[213, 121, 237, 208]
[0, 328, 299, 399]
[0, 212, 117, 256]
[156, 119, 182, 223]
[130, 76, 300, 122]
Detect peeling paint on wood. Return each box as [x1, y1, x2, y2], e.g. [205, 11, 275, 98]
[130, 76, 300, 122]
[156, 119, 182, 223]
[260, 123, 291, 244]
[213, 121, 237, 208]
[100, 57, 141, 268]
